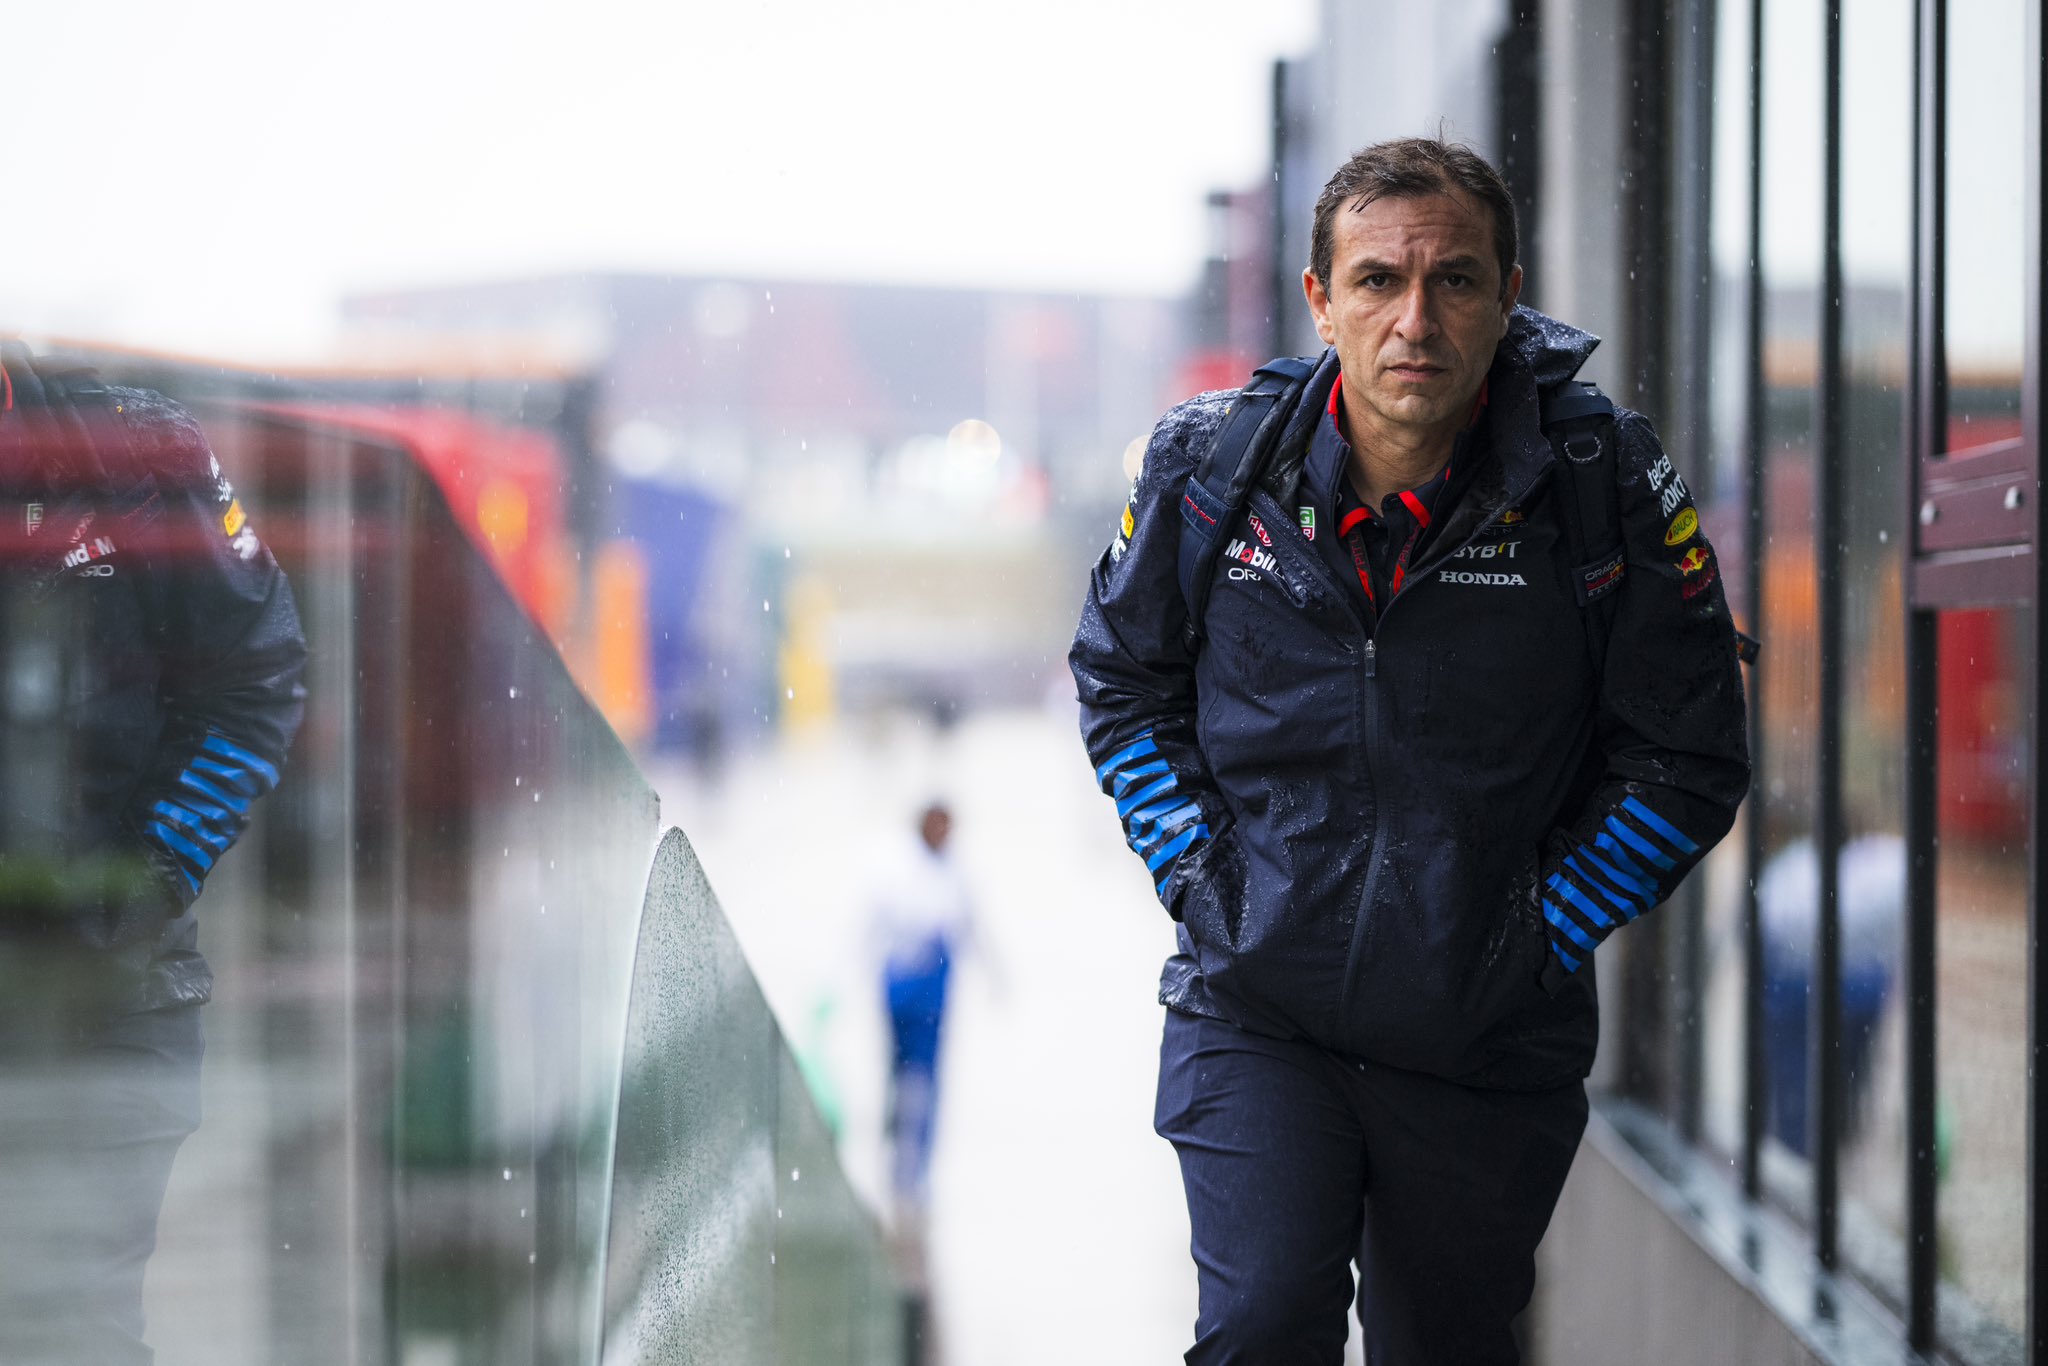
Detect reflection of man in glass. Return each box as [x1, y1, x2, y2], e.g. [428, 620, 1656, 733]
[0, 345, 306, 1363]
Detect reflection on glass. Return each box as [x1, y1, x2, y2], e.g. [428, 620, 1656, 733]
[1943, 0, 2025, 450]
[1933, 608, 2029, 1355]
[0, 347, 307, 1363]
[0, 351, 899, 1362]
[1836, 0, 1912, 1304]
[1753, 0, 1823, 1208]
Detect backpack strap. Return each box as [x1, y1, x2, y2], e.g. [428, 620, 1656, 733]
[1541, 380, 1623, 677]
[1177, 355, 1318, 646]
[1540, 381, 1763, 672]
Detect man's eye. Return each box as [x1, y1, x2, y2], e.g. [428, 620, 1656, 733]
[1442, 274, 1470, 288]
[1363, 274, 1392, 289]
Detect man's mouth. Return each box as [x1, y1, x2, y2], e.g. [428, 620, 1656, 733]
[1385, 361, 1444, 382]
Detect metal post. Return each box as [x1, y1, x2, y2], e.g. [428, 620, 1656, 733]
[1269, 59, 1292, 364]
[1905, 0, 1945, 1347]
[1812, 0, 1847, 1272]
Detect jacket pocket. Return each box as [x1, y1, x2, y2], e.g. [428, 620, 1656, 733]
[1164, 831, 1243, 952]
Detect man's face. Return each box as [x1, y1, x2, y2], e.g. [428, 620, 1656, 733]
[1303, 190, 1522, 447]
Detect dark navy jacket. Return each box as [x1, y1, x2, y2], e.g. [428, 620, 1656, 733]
[1070, 308, 1749, 1091]
[0, 377, 307, 1019]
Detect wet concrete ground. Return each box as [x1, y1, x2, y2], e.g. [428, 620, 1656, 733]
[654, 703, 1198, 1364]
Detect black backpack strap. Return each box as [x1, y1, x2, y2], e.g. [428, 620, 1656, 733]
[1541, 380, 1623, 676]
[1177, 355, 1317, 645]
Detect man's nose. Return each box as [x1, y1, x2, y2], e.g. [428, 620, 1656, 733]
[1393, 282, 1438, 342]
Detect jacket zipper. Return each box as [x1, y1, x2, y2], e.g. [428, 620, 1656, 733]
[1248, 487, 1389, 1032]
[1337, 633, 1384, 1028]
[1329, 468, 1552, 1033]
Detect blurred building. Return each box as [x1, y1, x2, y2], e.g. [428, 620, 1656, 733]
[1202, 2, 2042, 1363]
[341, 275, 1181, 753]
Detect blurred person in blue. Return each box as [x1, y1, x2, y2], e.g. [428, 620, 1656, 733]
[0, 344, 306, 1364]
[1757, 830, 1906, 1155]
[867, 799, 976, 1215]
[1071, 139, 1750, 1364]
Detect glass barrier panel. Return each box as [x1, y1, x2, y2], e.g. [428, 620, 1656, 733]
[0, 366, 898, 1364]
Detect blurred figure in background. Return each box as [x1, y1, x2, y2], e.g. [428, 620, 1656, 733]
[0, 345, 306, 1364]
[866, 798, 979, 1365]
[1757, 830, 1906, 1156]
[868, 800, 976, 1216]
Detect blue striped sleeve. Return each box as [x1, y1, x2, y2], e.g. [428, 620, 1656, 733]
[1622, 795, 1700, 855]
[1095, 734, 1158, 784]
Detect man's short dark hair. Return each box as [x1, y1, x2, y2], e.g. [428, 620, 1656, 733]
[1309, 138, 1519, 296]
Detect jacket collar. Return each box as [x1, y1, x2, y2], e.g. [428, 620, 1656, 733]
[1414, 307, 1601, 567]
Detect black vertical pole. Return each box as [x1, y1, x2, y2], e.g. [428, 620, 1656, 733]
[1270, 59, 1292, 363]
[1496, 1, 1544, 315]
[1905, 0, 1945, 1348]
[1741, 0, 1770, 1202]
[1904, 612, 1940, 1349]
[1813, 0, 1847, 1272]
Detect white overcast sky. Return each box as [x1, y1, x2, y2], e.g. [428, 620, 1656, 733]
[1, 0, 1316, 362]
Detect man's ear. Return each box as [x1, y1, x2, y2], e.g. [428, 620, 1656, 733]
[1303, 268, 1337, 346]
[1499, 264, 1524, 332]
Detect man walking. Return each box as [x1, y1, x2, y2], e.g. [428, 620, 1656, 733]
[1070, 139, 1749, 1363]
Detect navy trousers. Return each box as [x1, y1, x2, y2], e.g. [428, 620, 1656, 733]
[1155, 1009, 1586, 1366]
